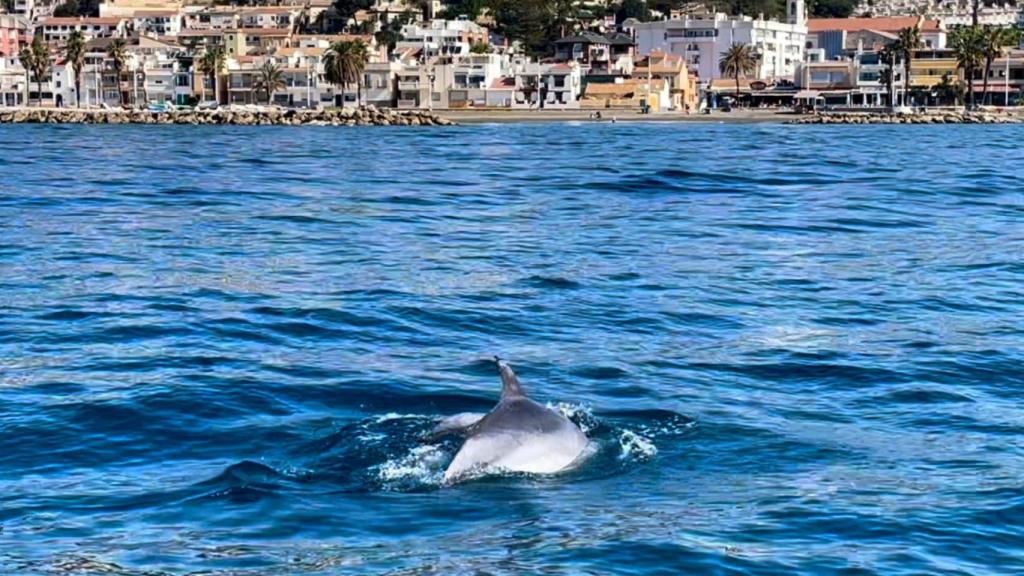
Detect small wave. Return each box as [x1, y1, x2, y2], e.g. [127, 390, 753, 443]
[520, 275, 581, 290]
[570, 365, 630, 380]
[877, 387, 975, 405]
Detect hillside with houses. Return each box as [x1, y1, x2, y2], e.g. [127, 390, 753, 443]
[1, 0, 1022, 113]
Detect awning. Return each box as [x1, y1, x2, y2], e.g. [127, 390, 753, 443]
[794, 89, 821, 99]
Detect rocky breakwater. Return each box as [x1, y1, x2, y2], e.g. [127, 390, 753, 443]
[0, 106, 454, 127]
[788, 111, 1022, 125]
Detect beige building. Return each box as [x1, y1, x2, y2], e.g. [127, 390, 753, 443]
[99, 0, 183, 18]
[633, 51, 699, 112]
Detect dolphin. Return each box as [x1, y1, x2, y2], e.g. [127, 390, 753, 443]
[436, 357, 591, 484]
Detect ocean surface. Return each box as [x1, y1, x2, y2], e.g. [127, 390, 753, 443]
[0, 122, 1022, 575]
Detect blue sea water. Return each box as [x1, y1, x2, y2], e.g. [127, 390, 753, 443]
[0, 122, 1022, 575]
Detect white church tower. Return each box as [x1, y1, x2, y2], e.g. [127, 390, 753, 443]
[788, 0, 807, 26]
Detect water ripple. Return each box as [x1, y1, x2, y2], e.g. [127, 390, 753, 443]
[0, 123, 1022, 575]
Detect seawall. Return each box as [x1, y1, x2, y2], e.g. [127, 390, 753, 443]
[0, 106, 454, 127]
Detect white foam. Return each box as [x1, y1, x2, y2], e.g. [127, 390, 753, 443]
[547, 402, 598, 434]
[619, 430, 657, 461]
[376, 445, 449, 489]
[373, 412, 421, 423]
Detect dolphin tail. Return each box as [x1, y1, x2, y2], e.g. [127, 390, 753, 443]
[495, 356, 525, 399]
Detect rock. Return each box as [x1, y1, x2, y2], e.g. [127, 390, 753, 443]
[0, 106, 451, 127]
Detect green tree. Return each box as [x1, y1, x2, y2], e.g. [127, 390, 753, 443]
[18, 45, 36, 106]
[63, 30, 87, 107]
[28, 35, 51, 107]
[488, 0, 581, 57]
[198, 45, 226, 104]
[106, 37, 128, 106]
[53, 0, 79, 17]
[615, 0, 649, 23]
[330, 0, 372, 30]
[469, 42, 490, 54]
[324, 39, 369, 106]
[951, 26, 985, 110]
[719, 42, 757, 101]
[255, 60, 286, 104]
[980, 26, 1020, 105]
[895, 26, 920, 106]
[879, 42, 897, 106]
[808, 0, 857, 17]
[439, 0, 488, 20]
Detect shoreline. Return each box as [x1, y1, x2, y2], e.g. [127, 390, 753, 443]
[2, 106, 1021, 126]
[435, 108, 790, 124]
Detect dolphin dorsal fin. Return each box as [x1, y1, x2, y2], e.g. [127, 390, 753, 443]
[495, 357, 525, 399]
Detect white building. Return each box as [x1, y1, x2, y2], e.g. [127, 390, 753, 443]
[0, 55, 28, 106]
[397, 18, 488, 58]
[271, 46, 324, 107]
[512, 62, 582, 109]
[132, 11, 184, 37]
[14, 0, 54, 23]
[239, 6, 299, 29]
[629, 4, 807, 82]
[446, 53, 513, 108]
[40, 17, 129, 43]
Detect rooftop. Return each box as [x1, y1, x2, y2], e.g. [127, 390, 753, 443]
[42, 17, 126, 26]
[807, 16, 941, 33]
[555, 31, 635, 47]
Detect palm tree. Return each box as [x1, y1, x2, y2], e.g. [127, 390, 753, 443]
[347, 39, 368, 106]
[879, 43, 898, 107]
[323, 41, 350, 107]
[324, 39, 369, 107]
[951, 26, 985, 110]
[63, 30, 87, 107]
[18, 45, 36, 106]
[980, 27, 1021, 106]
[719, 43, 757, 102]
[29, 35, 50, 107]
[106, 38, 128, 107]
[198, 45, 227, 104]
[254, 60, 286, 104]
[895, 26, 920, 106]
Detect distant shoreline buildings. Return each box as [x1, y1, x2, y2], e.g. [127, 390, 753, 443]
[0, 0, 1022, 112]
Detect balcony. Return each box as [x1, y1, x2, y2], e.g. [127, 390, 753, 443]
[397, 80, 420, 91]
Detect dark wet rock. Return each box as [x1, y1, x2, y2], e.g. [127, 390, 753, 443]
[0, 107, 453, 127]
[788, 111, 1021, 125]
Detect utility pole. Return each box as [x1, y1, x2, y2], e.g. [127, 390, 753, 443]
[890, 49, 896, 110]
[1005, 51, 1010, 106]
